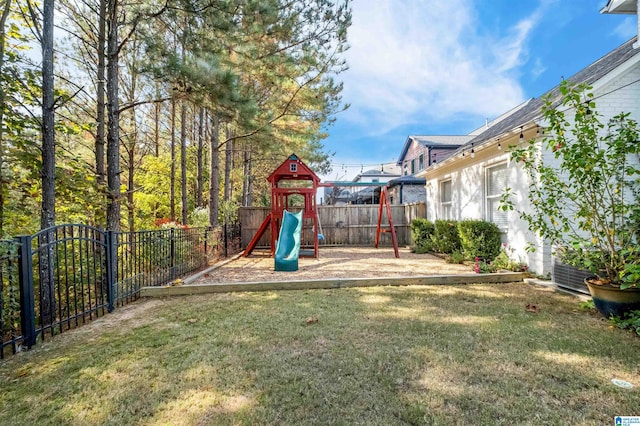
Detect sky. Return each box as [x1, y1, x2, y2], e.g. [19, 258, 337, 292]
[319, 0, 639, 181]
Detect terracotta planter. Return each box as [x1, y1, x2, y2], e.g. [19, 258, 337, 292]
[585, 278, 640, 318]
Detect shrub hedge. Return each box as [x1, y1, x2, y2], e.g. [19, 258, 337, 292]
[432, 220, 461, 254]
[457, 219, 502, 261]
[411, 218, 503, 261]
[410, 218, 434, 252]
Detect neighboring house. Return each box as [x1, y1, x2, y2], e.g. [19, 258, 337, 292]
[324, 166, 401, 205]
[387, 176, 426, 204]
[353, 167, 401, 183]
[397, 136, 470, 176]
[351, 168, 401, 204]
[418, 32, 640, 276]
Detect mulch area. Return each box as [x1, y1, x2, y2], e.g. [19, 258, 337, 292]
[193, 246, 473, 284]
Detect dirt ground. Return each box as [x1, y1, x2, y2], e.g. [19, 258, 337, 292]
[193, 246, 473, 284]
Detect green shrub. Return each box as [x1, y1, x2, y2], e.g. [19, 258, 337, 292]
[431, 220, 461, 254]
[446, 250, 465, 264]
[457, 220, 502, 261]
[473, 258, 497, 273]
[410, 218, 434, 252]
[610, 310, 640, 337]
[493, 245, 529, 272]
[412, 245, 430, 254]
[579, 300, 596, 312]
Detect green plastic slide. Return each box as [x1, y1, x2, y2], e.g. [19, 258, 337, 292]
[274, 210, 303, 272]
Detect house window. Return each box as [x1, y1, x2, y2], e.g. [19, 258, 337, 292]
[411, 159, 415, 174]
[418, 154, 424, 171]
[485, 163, 508, 228]
[440, 179, 452, 219]
[290, 163, 298, 172]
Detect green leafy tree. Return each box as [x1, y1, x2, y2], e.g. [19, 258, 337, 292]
[502, 82, 640, 288]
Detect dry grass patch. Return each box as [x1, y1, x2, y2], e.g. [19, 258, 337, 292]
[1, 283, 639, 425]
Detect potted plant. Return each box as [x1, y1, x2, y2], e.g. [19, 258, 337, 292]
[501, 81, 640, 318]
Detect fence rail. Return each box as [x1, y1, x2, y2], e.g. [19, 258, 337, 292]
[0, 223, 241, 358]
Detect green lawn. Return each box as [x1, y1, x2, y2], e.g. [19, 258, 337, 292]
[1, 283, 639, 425]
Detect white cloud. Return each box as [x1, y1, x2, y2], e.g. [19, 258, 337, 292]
[612, 17, 637, 40]
[531, 57, 547, 79]
[340, 0, 547, 134]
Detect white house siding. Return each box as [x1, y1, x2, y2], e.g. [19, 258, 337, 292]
[425, 58, 640, 276]
[590, 59, 640, 123]
[519, 58, 640, 273]
[425, 139, 553, 275]
[536, 59, 640, 267]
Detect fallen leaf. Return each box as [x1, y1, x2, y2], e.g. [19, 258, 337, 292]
[305, 317, 319, 325]
[525, 304, 540, 313]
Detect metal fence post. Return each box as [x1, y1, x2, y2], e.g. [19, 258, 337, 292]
[170, 228, 175, 280]
[105, 230, 116, 312]
[16, 235, 36, 349]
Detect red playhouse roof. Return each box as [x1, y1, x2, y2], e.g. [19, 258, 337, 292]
[267, 154, 320, 185]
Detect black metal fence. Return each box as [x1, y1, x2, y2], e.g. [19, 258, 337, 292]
[0, 223, 241, 358]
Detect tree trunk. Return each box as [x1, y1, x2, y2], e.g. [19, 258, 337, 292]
[154, 82, 160, 157]
[246, 149, 253, 206]
[224, 124, 233, 203]
[0, 0, 12, 236]
[41, 0, 55, 231]
[127, 148, 134, 232]
[92, 0, 107, 227]
[196, 107, 204, 208]
[106, 0, 121, 232]
[241, 146, 248, 206]
[40, 0, 56, 326]
[96, 0, 106, 188]
[209, 114, 220, 227]
[180, 101, 187, 225]
[170, 98, 176, 221]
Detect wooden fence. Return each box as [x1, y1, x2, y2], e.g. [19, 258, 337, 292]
[239, 202, 426, 248]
